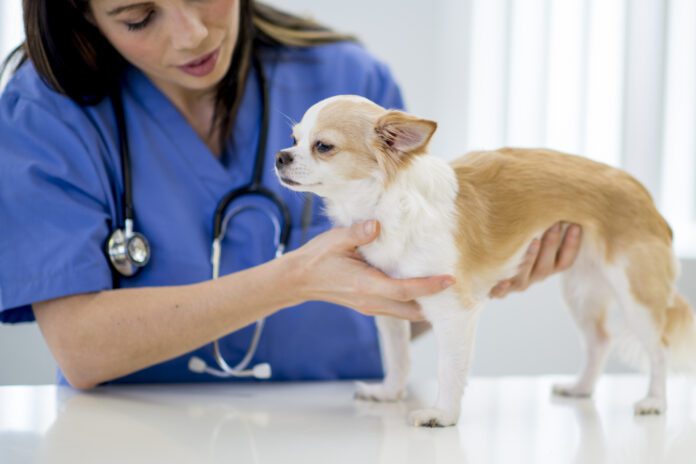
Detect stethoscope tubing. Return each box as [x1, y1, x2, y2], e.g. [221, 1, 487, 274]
[110, 49, 289, 380]
[202, 53, 291, 379]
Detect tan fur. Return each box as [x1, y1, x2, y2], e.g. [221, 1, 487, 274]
[596, 310, 610, 342]
[312, 100, 383, 180]
[372, 111, 437, 183]
[449, 147, 682, 341]
[663, 294, 694, 347]
[312, 101, 436, 184]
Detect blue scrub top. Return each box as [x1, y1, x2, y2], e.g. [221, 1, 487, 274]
[0, 42, 405, 384]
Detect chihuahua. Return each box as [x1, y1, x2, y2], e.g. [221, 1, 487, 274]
[274, 95, 695, 427]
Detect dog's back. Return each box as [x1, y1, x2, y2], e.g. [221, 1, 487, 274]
[450, 147, 672, 265]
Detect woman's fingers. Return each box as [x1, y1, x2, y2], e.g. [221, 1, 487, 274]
[529, 222, 564, 281]
[368, 273, 456, 302]
[488, 222, 583, 299]
[493, 238, 541, 297]
[302, 220, 460, 320]
[342, 220, 380, 249]
[368, 298, 426, 321]
[489, 280, 512, 299]
[556, 224, 582, 270]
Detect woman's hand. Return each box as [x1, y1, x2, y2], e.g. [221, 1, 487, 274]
[489, 222, 582, 298]
[290, 220, 455, 321]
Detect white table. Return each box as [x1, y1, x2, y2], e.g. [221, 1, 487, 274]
[1, 375, 695, 463]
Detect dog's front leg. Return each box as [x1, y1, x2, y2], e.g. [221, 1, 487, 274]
[410, 295, 483, 427]
[355, 316, 411, 401]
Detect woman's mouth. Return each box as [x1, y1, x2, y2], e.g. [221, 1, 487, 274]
[177, 48, 220, 77]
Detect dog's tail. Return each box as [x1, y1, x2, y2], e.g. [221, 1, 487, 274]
[613, 293, 696, 373]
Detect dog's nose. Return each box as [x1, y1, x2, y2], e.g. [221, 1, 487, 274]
[275, 150, 294, 169]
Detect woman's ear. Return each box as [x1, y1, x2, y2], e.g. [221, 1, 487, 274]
[374, 111, 437, 155]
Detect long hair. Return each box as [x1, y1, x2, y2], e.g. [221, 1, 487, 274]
[1, 0, 355, 147]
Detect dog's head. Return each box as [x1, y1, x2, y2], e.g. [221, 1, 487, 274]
[274, 95, 437, 197]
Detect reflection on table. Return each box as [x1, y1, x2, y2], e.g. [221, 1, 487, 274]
[1, 375, 695, 464]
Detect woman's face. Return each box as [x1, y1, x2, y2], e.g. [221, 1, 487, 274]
[89, 0, 240, 96]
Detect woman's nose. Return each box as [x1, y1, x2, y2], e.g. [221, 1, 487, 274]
[169, 7, 209, 51]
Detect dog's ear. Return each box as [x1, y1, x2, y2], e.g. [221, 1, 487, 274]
[374, 111, 437, 155]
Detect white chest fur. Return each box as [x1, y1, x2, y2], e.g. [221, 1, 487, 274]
[324, 156, 460, 279]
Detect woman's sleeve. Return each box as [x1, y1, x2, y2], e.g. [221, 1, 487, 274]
[0, 94, 114, 323]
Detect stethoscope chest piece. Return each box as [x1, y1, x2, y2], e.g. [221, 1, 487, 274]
[107, 219, 151, 277]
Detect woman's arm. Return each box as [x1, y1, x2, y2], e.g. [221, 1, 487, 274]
[33, 255, 299, 389]
[34, 221, 451, 389]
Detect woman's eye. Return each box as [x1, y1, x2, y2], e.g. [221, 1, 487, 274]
[125, 11, 155, 31]
[315, 141, 334, 154]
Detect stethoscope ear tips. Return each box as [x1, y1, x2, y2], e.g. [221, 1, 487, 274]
[252, 363, 272, 379]
[188, 356, 207, 374]
[188, 356, 272, 379]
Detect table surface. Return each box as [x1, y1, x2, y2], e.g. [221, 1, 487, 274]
[1, 375, 695, 464]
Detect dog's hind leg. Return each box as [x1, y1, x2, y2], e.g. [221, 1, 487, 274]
[608, 244, 675, 415]
[553, 268, 614, 398]
[617, 293, 668, 415]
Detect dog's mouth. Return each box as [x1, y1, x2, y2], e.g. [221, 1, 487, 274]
[280, 177, 321, 188]
[280, 177, 301, 186]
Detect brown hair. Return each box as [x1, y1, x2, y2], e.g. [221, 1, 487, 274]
[1, 0, 355, 147]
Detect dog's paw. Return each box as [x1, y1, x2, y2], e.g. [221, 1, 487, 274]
[408, 408, 459, 427]
[634, 396, 666, 415]
[552, 382, 593, 398]
[354, 381, 406, 402]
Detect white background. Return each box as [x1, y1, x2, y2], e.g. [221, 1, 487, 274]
[1, 0, 694, 385]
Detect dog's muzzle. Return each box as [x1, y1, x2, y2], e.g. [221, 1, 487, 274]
[275, 150, 294, 170]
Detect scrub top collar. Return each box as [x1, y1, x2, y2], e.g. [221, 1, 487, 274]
[121, 60, 266, 201]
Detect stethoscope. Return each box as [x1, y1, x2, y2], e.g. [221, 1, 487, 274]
[107, 53, 291, 380]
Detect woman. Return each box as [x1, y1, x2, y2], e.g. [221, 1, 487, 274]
[0, 0, 581, 388]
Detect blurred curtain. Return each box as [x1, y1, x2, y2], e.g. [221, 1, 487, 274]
[435, 0, 695, 255]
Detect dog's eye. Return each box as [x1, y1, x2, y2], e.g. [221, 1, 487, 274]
[291, 135, 297, 146]
[315, 141, 334, 154]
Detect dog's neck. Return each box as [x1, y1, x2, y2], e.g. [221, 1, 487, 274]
[322, 178, 385, 227]
[323, 155, 458, 229]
